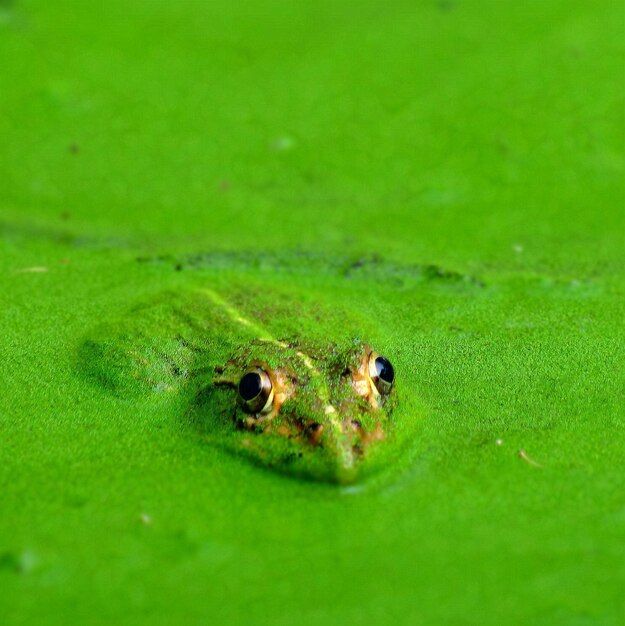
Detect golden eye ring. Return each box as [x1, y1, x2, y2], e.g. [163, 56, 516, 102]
[367, 352, 395, 396]
[237, 367, 274, 414]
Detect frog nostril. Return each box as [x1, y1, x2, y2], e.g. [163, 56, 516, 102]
[306, 422, 324, 445]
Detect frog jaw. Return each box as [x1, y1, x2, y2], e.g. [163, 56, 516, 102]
[229, 407, 387, 483]
[241, 395, 386, 474]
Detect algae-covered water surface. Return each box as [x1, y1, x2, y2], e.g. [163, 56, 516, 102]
[1, 1, 624, 624]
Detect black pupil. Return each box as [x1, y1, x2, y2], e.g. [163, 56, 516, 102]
[374, 356, 394, 384]
[239, 372, 262, 401]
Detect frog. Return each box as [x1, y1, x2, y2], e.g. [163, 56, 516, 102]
[80, 279, 400, 484]
[192, 285, 397, 482]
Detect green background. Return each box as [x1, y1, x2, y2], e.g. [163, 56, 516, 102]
[1, 1, 624, 624]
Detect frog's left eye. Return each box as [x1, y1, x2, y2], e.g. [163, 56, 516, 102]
[238, 368, 274, 414]
[368, 352, 395, 395]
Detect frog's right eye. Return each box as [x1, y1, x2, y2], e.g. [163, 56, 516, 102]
[238, 368, 274, 414]
[367, 352, 395, 396]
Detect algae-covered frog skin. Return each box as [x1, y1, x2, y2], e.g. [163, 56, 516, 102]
[81, 282, 399, 483]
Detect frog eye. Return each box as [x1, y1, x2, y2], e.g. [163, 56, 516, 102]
[238, 368, 274, 414]
[367, 352, 395, 395]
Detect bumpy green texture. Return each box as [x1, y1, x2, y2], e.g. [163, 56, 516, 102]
[1, 1, 624, 625]
[81, 279, 405, 483]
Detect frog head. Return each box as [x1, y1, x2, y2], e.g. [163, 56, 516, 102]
[210, 337, 396, 482]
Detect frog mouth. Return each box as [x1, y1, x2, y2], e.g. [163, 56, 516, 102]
[249, 413, 386, 472]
